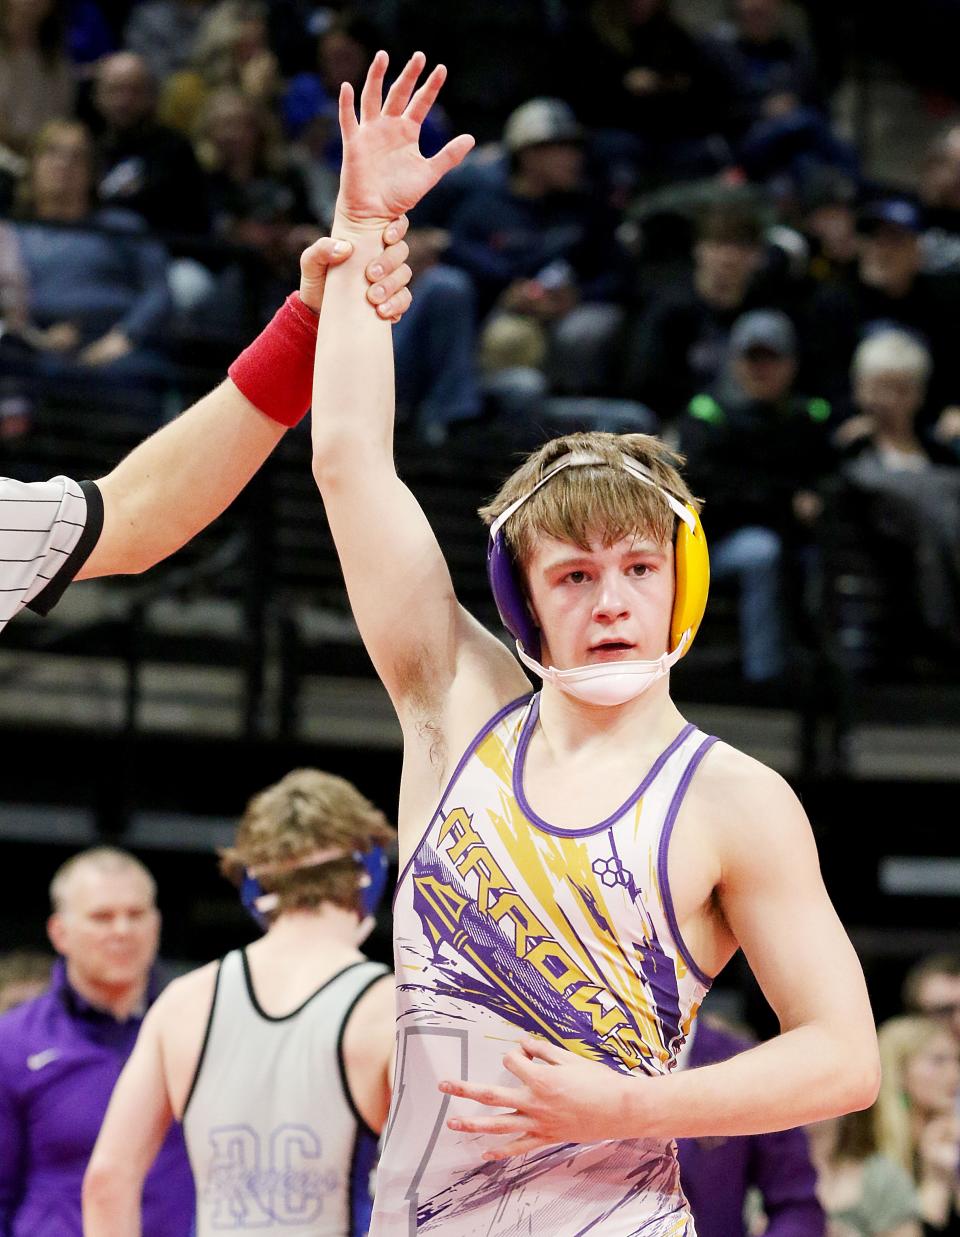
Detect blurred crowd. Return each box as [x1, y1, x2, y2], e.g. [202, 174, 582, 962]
[1, 0, 960, 686]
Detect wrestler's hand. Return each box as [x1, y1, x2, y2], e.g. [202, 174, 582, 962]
[440, 1036, 639, 1160]
[299, 216, 412, 322]
[335, 50, 474, 228]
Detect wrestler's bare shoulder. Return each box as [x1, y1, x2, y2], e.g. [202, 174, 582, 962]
[150, 961, 219, 1033]
[684, 738, 810, 841]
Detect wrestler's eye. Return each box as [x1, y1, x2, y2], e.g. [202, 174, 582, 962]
[564, 570, 589, 585]
[628, 563, 650, 578]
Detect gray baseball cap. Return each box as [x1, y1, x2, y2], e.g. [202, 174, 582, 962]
[503, 98, 583, 154]
[729, 309, 797, 357]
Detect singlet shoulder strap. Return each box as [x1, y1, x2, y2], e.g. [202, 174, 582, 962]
[181, 952, 231, 1120]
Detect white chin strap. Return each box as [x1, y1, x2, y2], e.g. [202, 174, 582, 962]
[517, 631, 689, 707]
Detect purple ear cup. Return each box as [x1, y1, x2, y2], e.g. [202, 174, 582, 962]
[240, 869, 270, 933]
[487, 527, 541, 659]
[356, 846, 388, 919]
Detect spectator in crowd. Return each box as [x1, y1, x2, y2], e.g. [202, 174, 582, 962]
[677, 1014, 826, 1236]
[836, 330, 960, 659]
[703, 0, 854, 186]
[678, 308, 832, 683]
[0, 952, 53, 1015]
[875, 1016, 960, 1235]
[124, 0, 211, 85]
[0, 847, 193, 1236]
[903, 955, 960, 1050]
[621, 206, 786, 423]
[807, 1108, 921, 1236]
[192, 86, 319, 324]
[91, 51, 211, 235]
[795, 167, 860, 287]
[563, 0, 734, 183]
[84, 768, 395, 1236]
[449, 98, 625, 403]
[808, 197, 960, 416]
[0, 0, 75, 158]
[158, 0, 279, 136]
[2, 119, 173, 413]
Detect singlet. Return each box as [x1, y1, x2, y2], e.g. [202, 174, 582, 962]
[370, 693, 717, 1236]
[183, 949, 389, 1236]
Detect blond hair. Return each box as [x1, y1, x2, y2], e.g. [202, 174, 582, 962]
[220, 768, 395, 920]
[852, 329, 932, 387]
[875, 1014, 954, 1174]
[478, 431, 699, 570]
[49, 847, 156, 914]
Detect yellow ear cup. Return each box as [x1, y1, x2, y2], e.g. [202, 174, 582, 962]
[671, 505, 710, 656]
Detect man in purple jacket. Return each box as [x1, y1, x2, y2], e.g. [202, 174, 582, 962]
[677, 1017, 826, 1237]
[0, 846, 193, 1237]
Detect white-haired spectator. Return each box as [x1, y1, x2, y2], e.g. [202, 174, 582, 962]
[836, 327, 960, 657]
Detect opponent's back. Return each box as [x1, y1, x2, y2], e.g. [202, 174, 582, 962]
[372, 693, 716, 1236]
[183, 949, 388, 1236]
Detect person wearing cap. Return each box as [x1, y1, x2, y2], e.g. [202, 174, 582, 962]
[678, 307, 833, 683]
[806, 195, 960, 422]
[307, 51, 877, 1236]
[621, 204, 796, 422]
[447, 96, 626, 403]
[84, 769, 396, 1237]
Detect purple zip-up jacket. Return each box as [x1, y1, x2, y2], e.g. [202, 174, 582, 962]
[677, 1021, 825, 1237]
[0, 959, 194, 1237]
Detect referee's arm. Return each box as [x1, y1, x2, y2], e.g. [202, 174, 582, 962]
[0, 380, 285, 633]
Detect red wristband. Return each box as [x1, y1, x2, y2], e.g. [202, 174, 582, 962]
[228, 292, 319, 428]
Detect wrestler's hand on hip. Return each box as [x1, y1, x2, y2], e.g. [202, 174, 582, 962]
[334, 49, 474, 230]
[299, 217, 412, 323]
[440, 1036, 639, 1160]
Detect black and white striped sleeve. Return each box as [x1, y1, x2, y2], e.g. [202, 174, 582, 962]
[0, 476, 104, 632]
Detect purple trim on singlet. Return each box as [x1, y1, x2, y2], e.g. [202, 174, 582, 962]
[393, 692, 534, 908]
[657, 734, 719, 989]
[512, 695, 698, 838]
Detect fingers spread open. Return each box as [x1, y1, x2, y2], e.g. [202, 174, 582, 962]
[338, 82, 358, 138]
[383, 51, 426, 117]
[359, 50, 388, 122]
[427, 134, 476, 182]
[405, 63, 448, 126]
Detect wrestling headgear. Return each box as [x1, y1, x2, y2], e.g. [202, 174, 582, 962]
[241, 845, 389, 942]
[486, 451, 710, 706]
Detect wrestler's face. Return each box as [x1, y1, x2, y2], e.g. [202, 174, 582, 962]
[524, 531, 674, 670]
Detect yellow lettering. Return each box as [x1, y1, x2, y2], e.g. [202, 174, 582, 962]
[437, 808, 483, 864]
[526, 941, 590, 994]
[488, 891, 548, 958]
[569, 984, 630, 1037]
[453, 845, 510, 916]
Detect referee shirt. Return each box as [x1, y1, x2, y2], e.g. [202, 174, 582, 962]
[0, 477, 104, 633]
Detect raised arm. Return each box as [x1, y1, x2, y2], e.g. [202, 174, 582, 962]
[310, 54, 527, 764]
[75, 226, 412, 579]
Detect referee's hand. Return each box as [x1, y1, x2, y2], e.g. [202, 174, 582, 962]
[299, 217, 412, 324]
